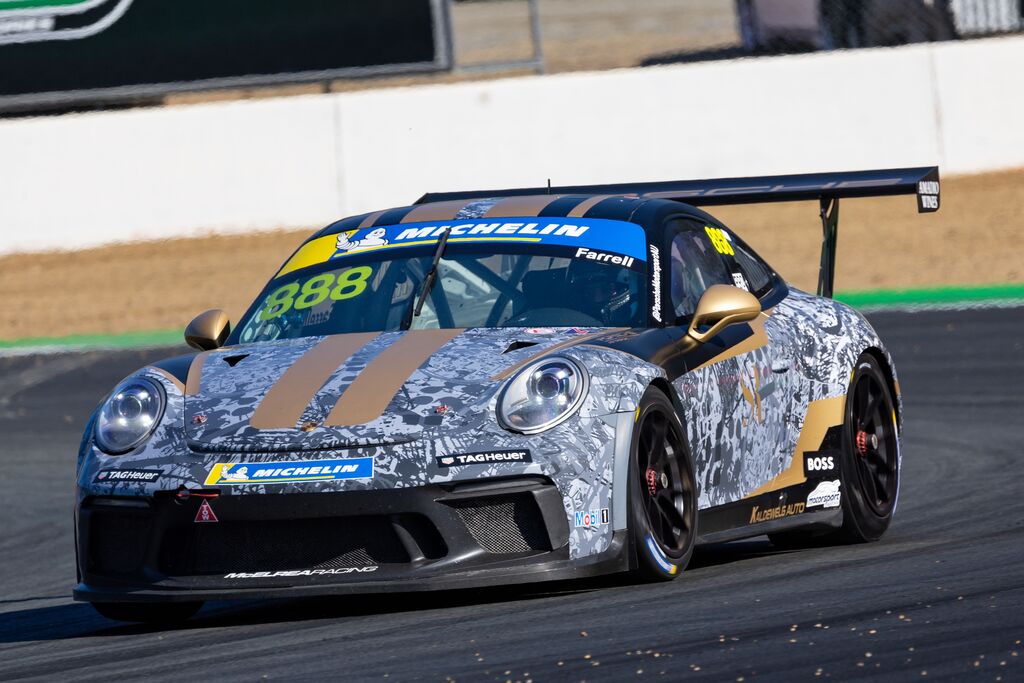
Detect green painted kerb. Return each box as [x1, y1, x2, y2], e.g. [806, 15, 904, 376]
[0, 329, 180, 351]
[0, 0, 92, 11]
[834, 283, 1024, 308]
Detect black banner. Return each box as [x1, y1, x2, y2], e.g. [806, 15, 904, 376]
[0, 0, 450, 112]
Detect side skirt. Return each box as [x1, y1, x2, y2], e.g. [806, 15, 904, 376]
[695, 480, 844, 545]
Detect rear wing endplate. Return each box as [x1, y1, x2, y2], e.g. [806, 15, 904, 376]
[417, 166, 940, 298]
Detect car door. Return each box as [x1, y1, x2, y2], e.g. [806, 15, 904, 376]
[714, 224, 805, 500]
[666, 219, 793, 509]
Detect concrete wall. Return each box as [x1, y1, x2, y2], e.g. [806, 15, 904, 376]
[1, 35, 1021, 254]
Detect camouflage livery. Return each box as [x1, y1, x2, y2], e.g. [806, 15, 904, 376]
[75, 168, 931, 608]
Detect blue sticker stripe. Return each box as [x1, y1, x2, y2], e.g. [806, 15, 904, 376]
[206, 457, 373, 486]
[327, 218, 648, 262]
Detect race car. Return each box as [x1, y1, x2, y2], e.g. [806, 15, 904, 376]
[74, 167, 940, 623]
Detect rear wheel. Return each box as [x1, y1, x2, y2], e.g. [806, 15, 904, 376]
[769, 352, 899, 549]
[91, 601, 203, 624]
[629, 387, 697, 581]
[836, 353, 900, 542]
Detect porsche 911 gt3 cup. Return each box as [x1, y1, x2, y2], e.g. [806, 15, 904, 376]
[74, 167, 940, 623]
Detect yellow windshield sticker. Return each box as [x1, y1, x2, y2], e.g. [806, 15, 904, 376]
[275, 234, 341, 279]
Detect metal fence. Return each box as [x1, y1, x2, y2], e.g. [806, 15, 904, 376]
[736, 0, 1021, 54]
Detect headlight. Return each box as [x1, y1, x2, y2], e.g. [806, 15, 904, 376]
[94, 377, 166, 454]
[498, 356, 589, 434]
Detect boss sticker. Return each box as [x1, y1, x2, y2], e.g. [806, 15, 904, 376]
[804, 452, 837, 473]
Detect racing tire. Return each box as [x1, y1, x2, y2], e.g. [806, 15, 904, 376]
[834, 353, 900, 542]
[628, 387, 698, 581]
[91, 601, 204, 624]
[769, 352, 899, 548]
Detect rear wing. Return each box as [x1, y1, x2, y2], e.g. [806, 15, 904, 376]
[416, 166, 941, 298]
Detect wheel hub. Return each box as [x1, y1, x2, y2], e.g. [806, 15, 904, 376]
[856, 429, 878, 456]
[645, 468, 658, 496]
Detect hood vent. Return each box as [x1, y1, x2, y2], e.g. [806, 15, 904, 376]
[503, 340, 539, 354]
[222, 354, 249, 367]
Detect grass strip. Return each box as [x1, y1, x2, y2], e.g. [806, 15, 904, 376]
[834, 283, 1024, 308]
[0, 329, 181, 352]
[1, 283, 1022, 353]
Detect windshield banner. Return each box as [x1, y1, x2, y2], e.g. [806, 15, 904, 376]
[277, 218, 648, 278]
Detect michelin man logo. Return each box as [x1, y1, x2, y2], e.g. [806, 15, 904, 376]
[336, 228, 388, 252]
[221, 466, 250, 481]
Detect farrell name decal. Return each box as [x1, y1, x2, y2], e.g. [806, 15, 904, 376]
[204, 458, 373, 486]
[435, 449, 532, 468]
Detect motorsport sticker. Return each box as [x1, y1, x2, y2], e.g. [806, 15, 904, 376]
[435, 450, 532, 468]
[204, 457, 373, 486]
[806, 480, 842, 509]
[574, 507, 609, 528]
[0, 0, 134, 46]
[275, 218, 649, 278]
[93, 469, 161, 484]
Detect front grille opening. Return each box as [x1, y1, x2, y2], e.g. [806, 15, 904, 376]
[449, 493, 551, 554]
[159, 515, 414, 576]
[88, 512, 152, 576]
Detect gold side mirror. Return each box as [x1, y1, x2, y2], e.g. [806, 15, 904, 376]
[185, 309, 231, 351]
[686, 285, 761, 345]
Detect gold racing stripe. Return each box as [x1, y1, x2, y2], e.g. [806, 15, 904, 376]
[689, 314, 769, 372]
[249, 332, 379, 430]
[567, 195, 614, 218]
[358, 210, 387, 229]
[185, 351, 215, 396]
[150, 367, 185, 393]
[326, 328, 464, 426]
[490, 328, 629, 382]
[483, 195, 561, 218]
[743, 395, 846, 498]
[399, 200, 477, 224]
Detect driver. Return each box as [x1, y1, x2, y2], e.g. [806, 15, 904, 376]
[566, 259, 639, 326]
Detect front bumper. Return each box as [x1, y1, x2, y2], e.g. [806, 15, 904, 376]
[74, 477, 630, 603]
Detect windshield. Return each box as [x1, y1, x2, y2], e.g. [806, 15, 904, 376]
[231, 218, 649, 344]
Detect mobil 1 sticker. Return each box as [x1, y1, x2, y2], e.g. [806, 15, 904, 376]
[94, 469, 162, 483]
[804, 452, 837, 474]
[435, 450, 532, 468]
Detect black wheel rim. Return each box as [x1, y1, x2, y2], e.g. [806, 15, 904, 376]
[849, 369, 898, 517]
[637, 408, 696, 558]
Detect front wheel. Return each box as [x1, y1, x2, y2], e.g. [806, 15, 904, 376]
[629, 387, 698, 581]
[91, 600, 203, 624]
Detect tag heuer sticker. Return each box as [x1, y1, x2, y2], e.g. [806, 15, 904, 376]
[94, 469, 161, 483]
[435, 450, 532, 468]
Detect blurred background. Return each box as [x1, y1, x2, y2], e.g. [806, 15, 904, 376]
[1, 0, 1022, 346]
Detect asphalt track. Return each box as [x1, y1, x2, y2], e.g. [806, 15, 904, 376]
[1, 307, 1022, 682]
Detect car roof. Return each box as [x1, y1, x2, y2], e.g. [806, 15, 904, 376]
[307, 195, 718, 246]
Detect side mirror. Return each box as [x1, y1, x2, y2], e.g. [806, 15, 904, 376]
[185, 309, 231, 351]
[686, 285, 761, 345]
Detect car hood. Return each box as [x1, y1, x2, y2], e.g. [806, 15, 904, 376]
[181, 327, 615, 453]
